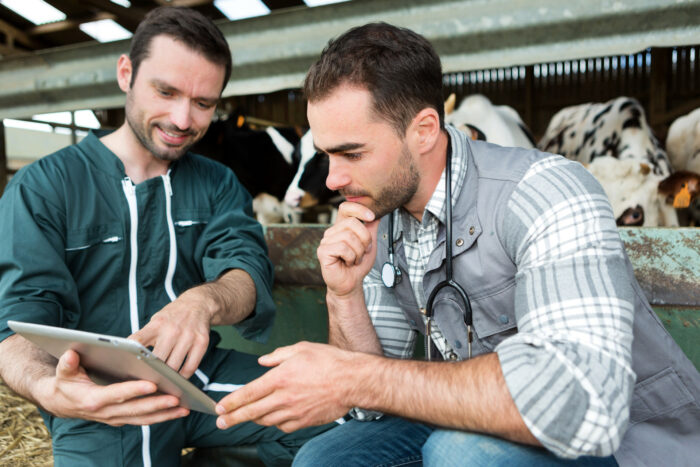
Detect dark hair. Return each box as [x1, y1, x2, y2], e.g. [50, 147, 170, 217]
[129, 6, 232, 92]
[303, 22, 444, 136]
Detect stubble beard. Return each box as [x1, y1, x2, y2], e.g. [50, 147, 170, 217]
[124, 94, 197, 162]
[346, 145, 420, 219]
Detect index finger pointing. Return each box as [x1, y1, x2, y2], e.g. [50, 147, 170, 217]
[215, 375, 274, 415]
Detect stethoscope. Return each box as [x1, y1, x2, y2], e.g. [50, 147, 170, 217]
[381, 145, 473, 360]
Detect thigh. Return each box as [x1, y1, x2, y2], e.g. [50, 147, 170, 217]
[47, 416, 185, 467]
[293, 417, 434, 467]
[422, 429, 618, 467]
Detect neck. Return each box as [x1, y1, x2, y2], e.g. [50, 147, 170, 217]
[403, 129, 450, 222]
[100, 122, 171, 184]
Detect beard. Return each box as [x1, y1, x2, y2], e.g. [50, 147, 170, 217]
[124, 93, 198, 162]
[341, 144, 420, 218]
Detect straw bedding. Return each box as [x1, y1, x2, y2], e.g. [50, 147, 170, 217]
[0, 378, 53, 466]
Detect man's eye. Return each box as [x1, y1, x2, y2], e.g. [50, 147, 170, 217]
[157, 89, 173, 97]
[344, 153, 362, 160]
[196, 101, 214, 110]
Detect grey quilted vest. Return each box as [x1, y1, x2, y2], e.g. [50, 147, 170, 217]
[373, 132, 700, 466]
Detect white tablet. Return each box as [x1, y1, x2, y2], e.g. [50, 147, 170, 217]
[8, 320, 217, 415]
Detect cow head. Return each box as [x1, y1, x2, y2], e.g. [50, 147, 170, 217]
[586, 156, 678, 226]
[283, 130, 338, 209]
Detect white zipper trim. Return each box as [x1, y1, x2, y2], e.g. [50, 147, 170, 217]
[121, 178, 140, 334]
[121, 177, 151, 467]
[174, 220, 207, 227]
[162, 173, 177, 302]
[64, 236, 122, 251]
[141, 426, 151, 467]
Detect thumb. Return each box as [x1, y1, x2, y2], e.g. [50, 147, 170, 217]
[56, 349, 81, 377]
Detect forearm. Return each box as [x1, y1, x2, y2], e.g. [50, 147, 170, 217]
[187, 268, 256, 326]
[327, 290, 382, 355]
[350, 351, 539, 445]
[0, 334, 57, 408]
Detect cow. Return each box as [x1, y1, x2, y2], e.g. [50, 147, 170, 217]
[191, 116, 301, 201]
[538, 97, 672, 176]
[667, 107, 700, 174]
[283, 130, 339, 210]
[444, 93, 536, 148]
[658, 170, 700, 226]
[585, 156, 678, 227]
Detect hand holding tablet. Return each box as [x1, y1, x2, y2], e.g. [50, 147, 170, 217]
[8, 320, 217, 415]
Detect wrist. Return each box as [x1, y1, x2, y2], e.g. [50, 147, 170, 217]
[343, 351, 379, 410]
[181, 286, 220, 325]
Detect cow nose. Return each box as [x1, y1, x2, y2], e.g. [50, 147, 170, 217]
[616, 205, 645, 226]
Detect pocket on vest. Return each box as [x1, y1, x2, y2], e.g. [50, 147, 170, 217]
[629, 367, 695, 425]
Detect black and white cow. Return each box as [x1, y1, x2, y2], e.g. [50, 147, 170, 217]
[191, 117, 301, 201]
[444, 93, 536, 148]
[283, 130, 338, 209]
[538, 97, 672, 176]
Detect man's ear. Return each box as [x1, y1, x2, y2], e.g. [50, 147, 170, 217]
[409, 107, 441, 155]
[116, 54, 133, 92]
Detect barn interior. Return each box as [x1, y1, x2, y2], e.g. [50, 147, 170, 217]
[1, 1, 699, 465]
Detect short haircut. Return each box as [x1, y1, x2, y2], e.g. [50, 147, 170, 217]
[303, 22, 444, 136]
[129, 6, 232, 92]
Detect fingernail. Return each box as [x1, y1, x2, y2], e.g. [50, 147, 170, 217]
[365, 212, 374, 221]
[217, 417, 227, 429]
[215, 405, 224, 415]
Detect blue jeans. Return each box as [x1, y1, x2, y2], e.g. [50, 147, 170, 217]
[293, 417, 618, 467]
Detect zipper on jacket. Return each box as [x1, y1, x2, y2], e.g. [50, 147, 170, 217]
[162, 172, 177, 302]
[121, 178, 140, 335]
[121, 177, 152, 467]
[64, 236, 122, 251]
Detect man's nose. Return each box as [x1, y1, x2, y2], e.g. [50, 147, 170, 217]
[170, 99, 192, 131]
[325, 158, 351, 191]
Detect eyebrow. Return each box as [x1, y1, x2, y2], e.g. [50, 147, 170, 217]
[151, 79, 220, 105]
[314, 142, 365, 154]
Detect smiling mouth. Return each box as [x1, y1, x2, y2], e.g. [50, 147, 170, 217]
[156, 126, 193, 145]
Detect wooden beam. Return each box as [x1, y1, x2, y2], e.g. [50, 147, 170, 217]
[0, 17, 43, 49]
[656, 96, 700, 126]
[649, 48, 670, 129]
[78, 0, 147, 32]
[28, 12, 116, 36]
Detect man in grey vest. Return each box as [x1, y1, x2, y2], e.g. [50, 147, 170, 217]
[215, 22, 700, 466]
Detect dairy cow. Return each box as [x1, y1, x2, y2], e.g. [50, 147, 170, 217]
[283, 130, 338, 209]
[586, 156, 678, 226]
[667, 107, 700, 174]
[444, 93, 536, 148]
[191, 117, 301, 200]
[539, 97, 672, 176]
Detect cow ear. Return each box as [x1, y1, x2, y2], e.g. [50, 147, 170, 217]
[444, 93, 456, 115]
[639, 163, 651, 175]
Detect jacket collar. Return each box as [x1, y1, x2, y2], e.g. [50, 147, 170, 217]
[78, 129, 183, 180]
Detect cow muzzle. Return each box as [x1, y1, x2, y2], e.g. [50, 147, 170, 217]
[616, 205, 645, 226]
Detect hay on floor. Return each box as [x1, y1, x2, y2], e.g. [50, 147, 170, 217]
[0, 378, 53, 466]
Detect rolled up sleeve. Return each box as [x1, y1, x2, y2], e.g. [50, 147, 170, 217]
[496, 156, 636, 458]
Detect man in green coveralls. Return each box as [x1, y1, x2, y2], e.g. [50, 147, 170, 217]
[0, 7, 328, 466]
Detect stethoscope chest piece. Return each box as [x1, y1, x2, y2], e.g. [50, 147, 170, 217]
[381, 261, 401, 288]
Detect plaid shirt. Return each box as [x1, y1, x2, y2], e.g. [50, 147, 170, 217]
[362, 125, 635, 458]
